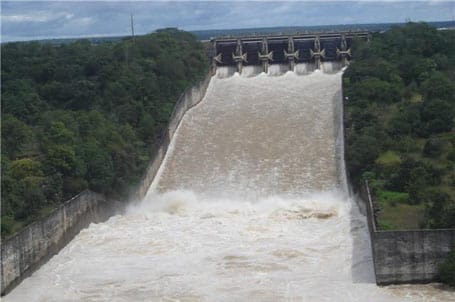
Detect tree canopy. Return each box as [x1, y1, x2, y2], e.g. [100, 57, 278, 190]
[1, 29, 209, 238]
[344, 22, 455, 230]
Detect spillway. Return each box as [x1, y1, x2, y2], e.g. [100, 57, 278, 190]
[5, 65, 454, 301]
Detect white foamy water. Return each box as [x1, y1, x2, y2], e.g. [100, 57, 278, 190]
[153, 66, 343, 197]
[5, 65, 454, 301]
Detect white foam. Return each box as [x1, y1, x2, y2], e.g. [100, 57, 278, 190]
[267, 64, 290, 76]
[216, 66, 236, 78]
[240, 65, 262, 77]
[295, 63, 316, 74]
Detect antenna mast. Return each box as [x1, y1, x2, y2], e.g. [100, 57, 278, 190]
[130, 13, 135, 43]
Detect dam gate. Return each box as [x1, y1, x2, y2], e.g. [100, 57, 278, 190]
[211, 31, 370, 73]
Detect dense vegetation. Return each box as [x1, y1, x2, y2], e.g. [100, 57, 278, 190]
[344, 23, 455, 230]
[439, 248, 455, 286]
[1, 29, 208, 238]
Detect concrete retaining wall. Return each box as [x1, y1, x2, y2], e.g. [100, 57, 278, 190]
[134, 70, 214, 200]
[358, 181, 455, 285]
[1, 191, 121, 294]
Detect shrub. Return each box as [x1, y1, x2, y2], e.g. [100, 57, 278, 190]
[376, 151, 401, 167]
[378, 220, 397, 230]
[387, 104, 425, 137]
[447, 149, 455, 162]
[375, 151, 401, 176]
[423, 191, 455, 228]
[1, 216, 15, 238]
[361, 171, 376, 181]
[350, 77, 402, 104]
[421, 99, 454, 134]
[346, 134, 382, 183]
[438, 249, 455, 287]
[423, 138, 445, 158]
[376, 190, 409, 205]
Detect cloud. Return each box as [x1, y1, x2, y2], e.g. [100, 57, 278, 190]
[2, 11, 74, 23]
[1, 1, 454, 42]
[70, 17, 94, 27]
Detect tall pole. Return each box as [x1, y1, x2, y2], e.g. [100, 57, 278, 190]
[130, 13, 135, 43]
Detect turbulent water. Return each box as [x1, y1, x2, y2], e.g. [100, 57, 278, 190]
[5, 64, 454, 301]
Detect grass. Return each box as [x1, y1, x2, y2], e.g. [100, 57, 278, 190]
[376, 200, 425, 230]
[375, 150, 401, 167]
[410, 93, 423, 104]
[376, 190, 409, 205]
[375, 190, 425, 230]
[375, 189, 424, 230]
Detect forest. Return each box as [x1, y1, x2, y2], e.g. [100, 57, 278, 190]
[1, 29, 209, 238]
[344, 23, 455, 230]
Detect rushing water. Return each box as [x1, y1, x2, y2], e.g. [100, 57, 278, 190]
[5, 64, 454, 301]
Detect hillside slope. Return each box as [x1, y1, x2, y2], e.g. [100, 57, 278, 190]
[1, 29, 209, 238]
[344, 22, 455, 230]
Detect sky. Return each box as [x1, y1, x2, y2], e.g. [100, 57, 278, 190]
[1, 1, 455, 42]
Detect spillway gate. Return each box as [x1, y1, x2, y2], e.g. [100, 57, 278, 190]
[211, 31, 370, 73]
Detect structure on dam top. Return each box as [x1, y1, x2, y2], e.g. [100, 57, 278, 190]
[212, 31, 369, 73]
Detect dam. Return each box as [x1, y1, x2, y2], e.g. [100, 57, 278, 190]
[4, 63, 454, 300]
[212, 32, 369, 72]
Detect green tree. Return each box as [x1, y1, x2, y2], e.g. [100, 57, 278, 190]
[420, 71, 455, 101]
[78, 142, 114, 192]
[44, 145, 77, 175]
[1, 115, 34, 158]
[423, 191, 455, 228]
[421, 99, 454, 134]
[344, 23, 455, 230]
[0, 28, 209, 237]
[438, 249, 455, 286]
[423, 138, 445, 158]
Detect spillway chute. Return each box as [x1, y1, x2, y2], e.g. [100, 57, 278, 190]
[5, 56, 453, 302]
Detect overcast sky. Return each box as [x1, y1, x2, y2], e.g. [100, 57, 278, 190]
[2, 1, 455, 42]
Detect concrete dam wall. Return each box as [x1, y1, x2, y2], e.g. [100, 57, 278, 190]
[358, 181, 455, 285]
[0, 191, 121, 295]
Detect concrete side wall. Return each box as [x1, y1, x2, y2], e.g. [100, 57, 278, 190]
[373, 229, 455, 284]
[357, 181, 378, 234]
[135, 71, 214, 200]
[1, 191, 120, 295]
[357, 181, 455, 285]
